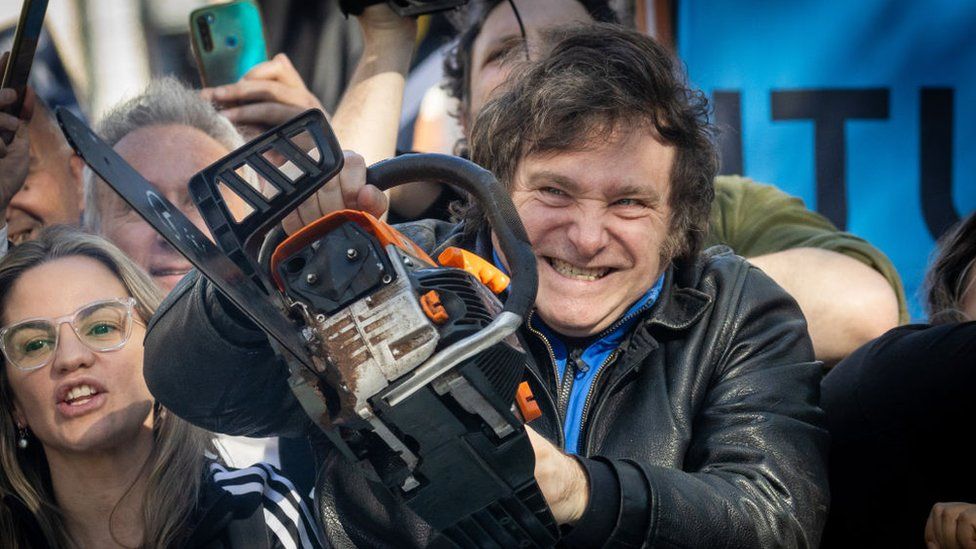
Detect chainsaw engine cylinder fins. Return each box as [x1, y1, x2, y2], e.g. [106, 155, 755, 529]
[287, 245, 440, 426]
[365, 153, 538, 319]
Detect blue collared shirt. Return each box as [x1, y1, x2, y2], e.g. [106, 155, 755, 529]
[492, 250, 665, 453]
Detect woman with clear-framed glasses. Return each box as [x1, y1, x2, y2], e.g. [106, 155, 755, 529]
[0, 226, 323, 548]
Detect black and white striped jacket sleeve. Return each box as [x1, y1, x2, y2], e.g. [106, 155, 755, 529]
[209, 460, 325, 549]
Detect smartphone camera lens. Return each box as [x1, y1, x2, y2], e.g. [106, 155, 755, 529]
[196, 14, 214, 52]
[225, 35, 238, 49]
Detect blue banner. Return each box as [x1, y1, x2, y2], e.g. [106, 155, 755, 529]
[679, 0, 976, 320]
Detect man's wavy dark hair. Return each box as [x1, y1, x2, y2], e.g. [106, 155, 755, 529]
[467, 23, 718, 263]
[443, 0, 618, 124]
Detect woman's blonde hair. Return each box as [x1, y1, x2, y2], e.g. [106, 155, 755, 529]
[0, 225, 216, 548]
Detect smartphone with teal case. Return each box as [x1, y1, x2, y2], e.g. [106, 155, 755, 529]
[189, 0, 268, 87]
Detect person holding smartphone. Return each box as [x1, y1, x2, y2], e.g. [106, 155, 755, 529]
[3, 95, 86, 247]
[202, 3, 415, 167]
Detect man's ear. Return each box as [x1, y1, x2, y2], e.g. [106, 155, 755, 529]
[69, 154, 86, 212]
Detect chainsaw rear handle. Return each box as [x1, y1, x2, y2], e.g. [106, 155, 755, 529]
[366, 153, 538, 320]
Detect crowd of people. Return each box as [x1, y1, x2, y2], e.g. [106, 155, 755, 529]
[0, 1, 972, 548]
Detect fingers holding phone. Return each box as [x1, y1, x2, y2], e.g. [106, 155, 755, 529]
[202, 53, 327, 136]
[0, 88, 23, 152]
[0, 85, 34, 220]
[1, 50, 38, 145]
[189, 1, 326, 137]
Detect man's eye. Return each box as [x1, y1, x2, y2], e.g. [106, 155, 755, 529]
[483, 47, 508, 66]
[482, 38, 524, 68]
[541, 187, 566, 196]
[613, 198, 646, 208]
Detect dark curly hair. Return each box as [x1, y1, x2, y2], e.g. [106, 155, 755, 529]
[467, 23, 718, 263]
[925, 211, 976, 324]
[442, 0, 618, 125]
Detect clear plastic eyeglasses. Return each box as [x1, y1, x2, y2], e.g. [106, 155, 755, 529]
[0, 297, 141, 372]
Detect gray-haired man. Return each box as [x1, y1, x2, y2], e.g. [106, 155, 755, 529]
[81, 78, 253, 291]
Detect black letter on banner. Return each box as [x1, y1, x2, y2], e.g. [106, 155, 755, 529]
[920, 88, 961, 238]
[713, 90, 743, 176]
[771, 89, 889, 230]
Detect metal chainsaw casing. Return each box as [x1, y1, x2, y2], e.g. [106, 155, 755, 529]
[288, 248, 442, 425]
[270, 210, 523, 435]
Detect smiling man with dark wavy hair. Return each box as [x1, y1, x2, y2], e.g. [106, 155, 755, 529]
[143, 23, 830, 548]
[453, 23, 829, 547]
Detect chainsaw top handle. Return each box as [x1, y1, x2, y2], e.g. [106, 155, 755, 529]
[366, 153, 538, 320]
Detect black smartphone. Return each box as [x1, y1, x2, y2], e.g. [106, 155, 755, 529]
[1, 0, 48, 118]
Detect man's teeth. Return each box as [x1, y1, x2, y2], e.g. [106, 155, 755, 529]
[66, 385, 98, 405]
[548, 258, 609, 281]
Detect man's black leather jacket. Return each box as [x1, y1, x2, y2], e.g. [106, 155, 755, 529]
[144, 220, 829, 548]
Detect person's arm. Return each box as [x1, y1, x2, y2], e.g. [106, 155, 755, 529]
[206, 460, 326, 548]
[329, 5, 416, 165]
[820, 322, 976, 547]
[749, 248, 899, 366]
[201, 5, 414, 159]
[201, 52, 327, 138]
[709, 176, 905, 364]
[387, 86, 462, 222]
[266, 6, 414, 233]
[143, 271, 312, 438]
[535, 265, 830, 547]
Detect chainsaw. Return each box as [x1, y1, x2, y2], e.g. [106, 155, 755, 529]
[57, 108, 558, 547]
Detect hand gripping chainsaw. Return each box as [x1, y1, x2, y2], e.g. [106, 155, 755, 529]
[57, 108, 558, 548]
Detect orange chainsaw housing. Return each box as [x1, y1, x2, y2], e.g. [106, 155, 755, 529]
[270, 210, 437, 291]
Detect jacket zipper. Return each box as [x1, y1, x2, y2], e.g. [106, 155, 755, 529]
[592, 299, 654, 341]
[526, 312, 588, 425]
[526, 311, 561, 390]
[556, 348, 587, 423]
[575, 349, 619, 453]
[526, 297, 655, 453]
[583, 339, 662, 456]
[574, 299, 657, 455]
[524, 312, 565, 448]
